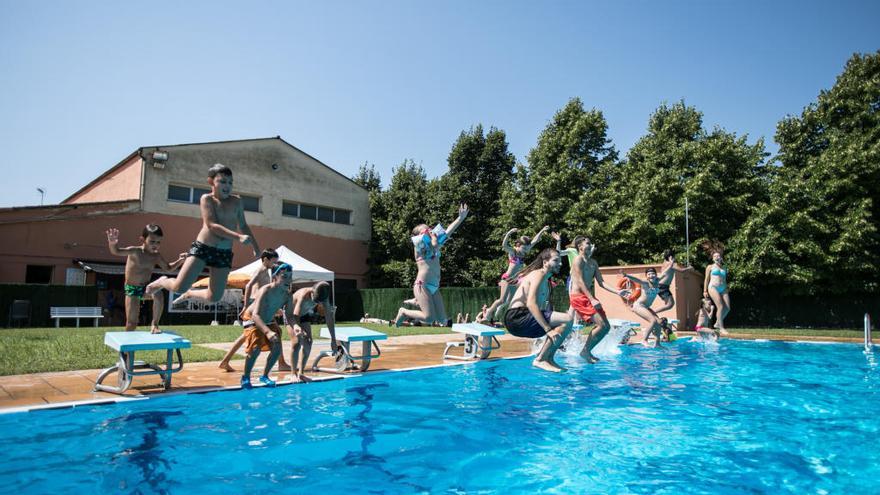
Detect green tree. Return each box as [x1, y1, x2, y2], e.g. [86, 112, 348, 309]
[602, 101, 769, 270]
[497, 98, 618, 256]
[367, 160, 429, 287]
[729, 51, 880, 294]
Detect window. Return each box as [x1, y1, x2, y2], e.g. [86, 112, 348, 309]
[334, 210, 351, 225]
[282, 202, 298, 217]
[240, 194, 260, 212]
[26, 265, 53, 284]
[299, 204, 317, 220]
[168, 184, 260, 212]
[282, 201, 352, 225]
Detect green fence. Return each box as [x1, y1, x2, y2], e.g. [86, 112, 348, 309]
[335, 286, 571, 322]
[0, 284, 98, 328]
[726, 291, 879, 328]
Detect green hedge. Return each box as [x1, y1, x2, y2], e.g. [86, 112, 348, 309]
[335, 286, 571, 322]
[0, 284, 98, 328]
[726, 290, 879, 328]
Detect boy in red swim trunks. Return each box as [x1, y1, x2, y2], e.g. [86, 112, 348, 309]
[568, 236, 626, 363]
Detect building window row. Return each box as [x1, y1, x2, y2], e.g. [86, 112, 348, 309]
[167, 184, 260, 212]
[282, 201, 351, 225]
[166, 185, 352, 225]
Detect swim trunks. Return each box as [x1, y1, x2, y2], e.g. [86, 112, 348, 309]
[188, 240, 233, 269]
[242, 320, 282, 353]
[504, 306, 554, 339]
[124, 283, 147, 298]
[658, 284, 672, 299]
[568, 293, 606, 323]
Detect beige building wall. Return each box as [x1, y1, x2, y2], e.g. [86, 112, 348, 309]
[138, 138, 370, 243]
[65, 154, 143, 204]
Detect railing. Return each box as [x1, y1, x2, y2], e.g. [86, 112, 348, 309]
[866, 313, 873, 353]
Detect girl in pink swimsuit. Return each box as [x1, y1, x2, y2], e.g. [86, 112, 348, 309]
[394, 204, 469, 327]
[481, 226, 551, 324]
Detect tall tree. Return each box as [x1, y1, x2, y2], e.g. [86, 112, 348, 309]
[729, 51, 880, 294]
[600, 101, 769, 269]
[497, 98, 617, 254]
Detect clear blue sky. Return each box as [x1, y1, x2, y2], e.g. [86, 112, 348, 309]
[1, 1, 877, 207]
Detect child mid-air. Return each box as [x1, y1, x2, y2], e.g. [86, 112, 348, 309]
[106, 224, 186, 333]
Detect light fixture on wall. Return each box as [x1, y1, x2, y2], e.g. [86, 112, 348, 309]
[152, 151, 169, 169]
[271, 163, 279, 171]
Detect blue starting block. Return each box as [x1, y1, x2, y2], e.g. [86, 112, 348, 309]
[94, 331, 191, 394]
[311, 326, 387, 373]
[444, 323, 505, 360]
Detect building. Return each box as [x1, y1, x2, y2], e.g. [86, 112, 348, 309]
[0, 137, 370, 323]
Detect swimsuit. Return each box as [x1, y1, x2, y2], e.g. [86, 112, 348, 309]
[710, 266, 728, 294]
[569, 293, 606, 323]
[188, 241, 233, 269]
[658, 283, 672, 300]
[124, 283, 147, 299]
[499, 255, 524, 285]
[504, 306, 554, 339]
[415, 279, 440, 295]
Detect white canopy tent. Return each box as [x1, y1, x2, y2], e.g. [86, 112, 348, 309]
[230, 245, 334, 283]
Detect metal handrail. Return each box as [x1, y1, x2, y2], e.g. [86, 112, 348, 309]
[866, 313, 873, 353]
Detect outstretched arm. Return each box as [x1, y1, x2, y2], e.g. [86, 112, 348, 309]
[445, 203, 469, 238]
[551, 232, 561, 252]
[501, 228, 517, 256]
[526, 225, 550, 250]
[105, 228, 138, 256]
[596, 267, 624, 296]
[158, 252, 187, 272]
[236, 201, 260, 257]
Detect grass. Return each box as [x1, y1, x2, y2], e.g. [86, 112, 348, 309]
[0, 323, 454, 376]
[0, 323, 869, 376]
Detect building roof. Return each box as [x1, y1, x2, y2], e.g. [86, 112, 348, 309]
[61, 136, 366, 204]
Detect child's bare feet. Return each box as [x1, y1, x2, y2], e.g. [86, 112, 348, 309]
[533, 359, 563, 373]
[394, 309, 406, 328]
[218, 361, 235, 372]
[291, 373, 303, 383]
[299, 373, 312, 383]
[172, 291, 190, 305]
[150, 326, 163, 334]
[277, 363, 292, 372]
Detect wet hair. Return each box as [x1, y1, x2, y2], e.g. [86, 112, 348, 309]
[207, 163, 233, 179]
[261, 248, 278, 261]
[702, 297, 715, 309]
[700, 240, 725, 256]
[662, 249, 674, 261]
[518, 248, 559, 279]
[312, 281, 331, 302]
[646, 267, 657, 275]
[411, 224, 429, 236]
[142, 223, 163, 238]
[515, 236, 531, 246]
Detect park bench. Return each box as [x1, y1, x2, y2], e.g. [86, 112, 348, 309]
[311, 326, 387, 374]
[50, 306, 103, 327]
[444, 323, 505, 360]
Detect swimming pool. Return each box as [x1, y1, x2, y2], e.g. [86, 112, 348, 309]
[2, 339, 878, 494]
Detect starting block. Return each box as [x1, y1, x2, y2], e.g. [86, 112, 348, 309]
[94, 331, 191, 394]
[311, 326, 387, 373]
[444, 323, 505, 360]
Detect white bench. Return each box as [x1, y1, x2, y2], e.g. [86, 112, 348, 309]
[50, 306, 104, 327]
[311, 326, 387, 374]
[444, 323, 505, 360]
[94, 331, 192, 394]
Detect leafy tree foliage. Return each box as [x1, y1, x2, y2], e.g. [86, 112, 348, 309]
[729, 51, 880, 294]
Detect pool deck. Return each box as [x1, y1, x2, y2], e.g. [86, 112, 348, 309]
[0, 331, 871, 413]
[0, 333, 534, 412]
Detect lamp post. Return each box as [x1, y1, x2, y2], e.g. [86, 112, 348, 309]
[37, 187, 45, 206]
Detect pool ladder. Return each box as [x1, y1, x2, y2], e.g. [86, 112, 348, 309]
[866, 313, 874, 354]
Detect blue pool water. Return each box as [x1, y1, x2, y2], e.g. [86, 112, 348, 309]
[2, 339, 879, 494]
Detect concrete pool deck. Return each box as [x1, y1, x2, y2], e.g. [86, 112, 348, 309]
[0, 331, 872, 413]
[0, 333, 535, 412]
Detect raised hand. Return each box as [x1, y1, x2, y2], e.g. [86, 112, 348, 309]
[551, 232, 561, 241]
[458, 203, 469, 219]
[105, 227, 119, 246]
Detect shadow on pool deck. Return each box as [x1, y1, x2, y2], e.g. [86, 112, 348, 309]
[0, 334, 535, 411]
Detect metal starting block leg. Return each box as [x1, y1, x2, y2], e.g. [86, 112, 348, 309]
[443, 334, 502, 360]
[312, 340, 382, 374]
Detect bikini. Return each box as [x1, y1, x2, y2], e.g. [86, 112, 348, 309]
[415, 245, 441, 295]
[710, 266, 728, 294]
[500, 254, 524, 284]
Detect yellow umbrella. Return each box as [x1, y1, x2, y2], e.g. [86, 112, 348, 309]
[190, 272, 252, 289]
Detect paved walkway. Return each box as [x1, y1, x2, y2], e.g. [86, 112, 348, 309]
[0, 333, 533, 411]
